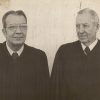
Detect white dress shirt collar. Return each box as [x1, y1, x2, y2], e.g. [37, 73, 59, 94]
[81, 39, 98, 51]
[6, 42, 24, 56]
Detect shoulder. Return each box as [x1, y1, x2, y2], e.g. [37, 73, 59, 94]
[0, 42, 6, 50]
[57, 41, 80, 53]
[24, 44, 47, 57]
[23, 44, 48, 69]
[97, 40, 100, 44]
[54, 41, 80, 60]
[0, 42, 5, 47]
[94, 39, 100, 49]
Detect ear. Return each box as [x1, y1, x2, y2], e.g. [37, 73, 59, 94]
[97, 23, 99, 28]
[95, 23, 99, 33]
[2, 28, 6, 37]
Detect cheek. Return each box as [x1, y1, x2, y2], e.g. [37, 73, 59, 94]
[76, 28, 79, 34]
[24, 32, 27, 36]
[6, 32, 14, 38]
[85, 26, 94, 33]
[76, 27, 79, 31]
[90, 27, 97, 34]
[88, 28, 96, 38]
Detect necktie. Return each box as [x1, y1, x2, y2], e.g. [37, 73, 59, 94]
[84, 47, 90, 55]
[12, 52, 19, 60]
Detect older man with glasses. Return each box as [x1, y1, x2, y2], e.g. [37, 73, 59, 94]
[0, 10, 49, 100]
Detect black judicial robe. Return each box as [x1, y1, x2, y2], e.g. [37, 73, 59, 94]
[51, 40, 100, 100]
[0, 42, 50, 100]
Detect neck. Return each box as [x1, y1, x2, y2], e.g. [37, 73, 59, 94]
[83, 39, 96, 47]
[7, 43, 23, 52]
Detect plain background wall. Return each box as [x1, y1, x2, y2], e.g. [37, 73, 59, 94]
[0, 0, 100, 74]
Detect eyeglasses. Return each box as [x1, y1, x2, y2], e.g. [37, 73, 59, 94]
[6, 24, 27, 31]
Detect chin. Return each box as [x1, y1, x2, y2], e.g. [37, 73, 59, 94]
[12, 41, 24, 46]
[80, 38, 87, 42]
[80, 40, 88, 43]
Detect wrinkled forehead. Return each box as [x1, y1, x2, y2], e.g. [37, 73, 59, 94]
[76, 13, 95, 24]
[76, 12, 98, 25]
[6, 14, 27, 25]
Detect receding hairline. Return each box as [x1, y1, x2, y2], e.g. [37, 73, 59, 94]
[2, 10, 27, 28]
[6, 13, 26, 21]
[77, 8, 99, 24]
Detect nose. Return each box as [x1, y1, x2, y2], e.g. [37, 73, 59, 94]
[15, 26, 21, 34]
[79, 25, 84, 34]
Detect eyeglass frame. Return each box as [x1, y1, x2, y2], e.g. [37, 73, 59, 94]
[5, 24, 27, 32]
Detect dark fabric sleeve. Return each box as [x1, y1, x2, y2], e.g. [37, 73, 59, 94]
[50, 46, 64, 100]
[38, 51, 50, 100]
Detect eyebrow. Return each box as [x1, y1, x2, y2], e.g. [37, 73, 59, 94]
[76, 23, 89, 25]
[7, 23, 27, 25]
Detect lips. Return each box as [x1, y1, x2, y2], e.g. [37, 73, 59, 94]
[78, 34, 87, 37]
[12, 37, 24, 40]
[13, 37, 24, 38]
[79, 35, 87, 37]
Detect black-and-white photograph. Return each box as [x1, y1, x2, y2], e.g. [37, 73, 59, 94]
[0, 0, 100, 100]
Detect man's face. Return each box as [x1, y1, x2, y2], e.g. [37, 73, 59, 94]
[3, 14, 27, 47]
[76, 13, 99, 46]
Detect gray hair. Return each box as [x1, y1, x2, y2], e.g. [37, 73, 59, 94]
[2, 10, 27, 28]
[77, 8, 99, 25]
